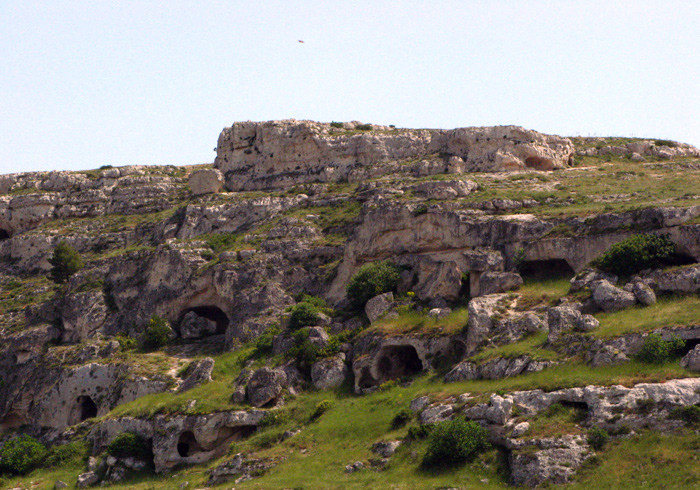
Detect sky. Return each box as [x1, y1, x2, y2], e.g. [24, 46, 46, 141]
[1, 0, 699, 174]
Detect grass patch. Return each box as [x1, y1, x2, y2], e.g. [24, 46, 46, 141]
[469, 331, 558, 363]
[366, 308, 469, 337]
[594, 295, 700, 338]
[517, 277, 571, 310]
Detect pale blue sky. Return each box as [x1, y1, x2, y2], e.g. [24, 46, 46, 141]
[1, 1, 699, 174]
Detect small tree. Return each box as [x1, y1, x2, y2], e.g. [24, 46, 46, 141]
[48, 241, 84, 284]
[288, 302, 319, 330]
[636, 333, 684, 364]
[0, 434, 47, 476]
[346, 261, 402, 309]
[141, 315, 173, 351]
[107, 432, 152, 460]
[594, 234, 677, 277]
[421, 417, 490, 469]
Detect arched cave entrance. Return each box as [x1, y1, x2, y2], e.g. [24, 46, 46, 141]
[178, 305, 229, 339]
[0, 229, 10, 241]
[177, 431, 201, 458]
[376, 345, 424, 383]
[77, 395, 98, 422]
[519, 259, 575, 281]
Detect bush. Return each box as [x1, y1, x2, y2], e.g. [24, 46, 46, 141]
[355, 123, 373, 131]
[391, 408, 413, 430]
[44, 441, 89, 468]
[594, 234, 677, 277]
[421, 417, 490, 469]
[0, 434, 47, 476]
[654, 139, 677, 148]
[289, 302, 319, 331]
[141, 315, 172, 351]
[636, 333, 685, 364]
[115, 334, 138, 351]
[311, 400, 333, 420]
[669, 405, 700, 425]
[587, 426, 610, 450]
[346, 261, 402, 309]
[251, 325, 281, 358]
[330, 121, 344, 128]
[106, 432, 152, 460]
[48, 241, 84, 284]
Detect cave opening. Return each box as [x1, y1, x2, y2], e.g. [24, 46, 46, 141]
[0, 229, 9, 241]
[77, 395, 98, 422]
[177, 430, 201, 458]
[519, 259, 575, 281]
[376, 345, 423, 383]
[179, 305, 230, 336]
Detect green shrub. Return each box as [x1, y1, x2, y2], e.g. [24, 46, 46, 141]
[355, 123, 373, 131]
[669, 405, 700, 425]
[48, 241, 84, 284]
[44, 441, 89, 468]
[346, 261, 402, 309]
[0, 435, 47, 476]
[252, 325, 281, 357]
[587, 426, 610, 450]
[106, 432, 152, 460]
[289, 302, 319, 331]
[421, 417, 490, 469]
[311, 400, 333, 420]
[330, 121, 344, 128]
[636, 333, 685, 364]
[594, 234, 677, 277]
[391, 408, 413, 430]
[636, 398, 656, 415]
[141, 315, 172, 351]
[654, 139, 677, 148]
[115, 334, 138, 351]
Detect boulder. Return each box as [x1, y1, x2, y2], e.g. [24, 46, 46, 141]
[632, 280, 657, 306]
[247, 367, 287, 407]
[511, 421, 530, 438]
[420, 404, 454, 424]
[547, 306, 581, 343]
[371, 440, 402, 458]
[180, 311, 218, 339]
[189, 168, 224, 195]
[681, 345, 700, 372]
[444, 360, 479, 382]
[77, 472, 99, 488]
[570, 269, 618, 292]
[410, 396, 430, 412]
[590, 345, 630, 367]
[311, 353, 349, 390]
[178, 358, 215, 392]
[652, 265, 700, 294]
[365, 292, 394, 323]
[593, 280, 637, 312]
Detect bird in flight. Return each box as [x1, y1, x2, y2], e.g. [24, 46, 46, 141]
[298, 40, 305, 43]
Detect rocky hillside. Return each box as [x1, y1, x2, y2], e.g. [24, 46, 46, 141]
[2, 120, 700, 489]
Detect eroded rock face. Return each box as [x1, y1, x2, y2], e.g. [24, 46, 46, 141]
[365, 292, 395, 323]
[214, 121, 574, 191]
[508, 435, 591, 487]
[89, 410, 266, 473]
